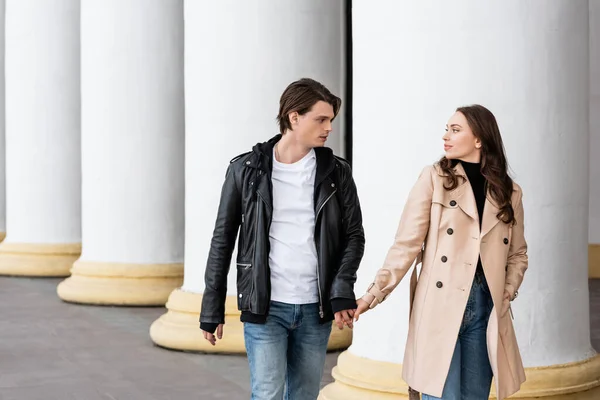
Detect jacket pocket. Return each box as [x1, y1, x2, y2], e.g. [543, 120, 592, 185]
[236, 262, 252, 311]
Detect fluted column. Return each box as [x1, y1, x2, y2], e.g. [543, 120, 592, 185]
[0, 0, 81, 276]
[57, 0, 184, 305]
[321, 1, 599, 399]
[150, 0, 350, 353]
[590, 0, 600, 279]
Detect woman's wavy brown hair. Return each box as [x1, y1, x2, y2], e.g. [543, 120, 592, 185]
[439, 105, 515, 225]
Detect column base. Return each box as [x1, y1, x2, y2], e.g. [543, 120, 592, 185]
[150, 288, 353, 354]
[319, 350, 600, 399]
[590, 244, 600, 279]
[57, 260, 183, 305]
[0, 242, 81, 277]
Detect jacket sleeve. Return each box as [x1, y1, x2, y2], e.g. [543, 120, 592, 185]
[329, 163, 365, 311]
[504, 189, 528, 300]
[199, 164, 242, 326]
[361, 166, 434, 309]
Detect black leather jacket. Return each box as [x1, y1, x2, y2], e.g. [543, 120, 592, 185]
[200, 135, 365, 332]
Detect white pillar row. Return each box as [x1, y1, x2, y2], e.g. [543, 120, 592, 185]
[57, 0, 185, 305]
[590, 0, 600, 279]
[321, 1, 599, 399]
[150, 0, 350, 353]
[0, 1, 5, 244]
[0, 0, 81, 277]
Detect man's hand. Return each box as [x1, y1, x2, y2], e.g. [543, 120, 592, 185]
[353, 299, 370, 322]
[334, 309, 355, 330]
[202, 324, 224, 346]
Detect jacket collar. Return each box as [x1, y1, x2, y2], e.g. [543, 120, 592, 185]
[437, 161, 501, 237]
[251, 134, 336, 187]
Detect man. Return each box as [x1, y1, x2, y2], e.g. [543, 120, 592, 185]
[200, 78, 365, 400]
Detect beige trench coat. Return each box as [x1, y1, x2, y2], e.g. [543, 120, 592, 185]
[362, 163, 528, 400]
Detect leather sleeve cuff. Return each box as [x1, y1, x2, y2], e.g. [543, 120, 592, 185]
[200, 322, 219, 334]
[331, 298, 357, 314]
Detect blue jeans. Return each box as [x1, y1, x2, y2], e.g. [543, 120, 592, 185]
[244, 301, 332, 400]
[422, 273, 494, 400]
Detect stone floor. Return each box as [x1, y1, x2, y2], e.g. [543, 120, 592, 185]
[0, 277, 598, 400]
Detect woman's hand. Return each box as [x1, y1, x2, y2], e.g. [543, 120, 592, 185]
[353, 299, 370, 321]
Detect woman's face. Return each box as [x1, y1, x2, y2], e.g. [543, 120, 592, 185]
[442, 111, 482, 163]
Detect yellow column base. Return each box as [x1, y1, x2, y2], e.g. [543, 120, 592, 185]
[150, 288, 353, 354]
[0, 242, 81, 277]
[590, 244, 600, 279]
[57, 260, 183, 306]
[319, 351, 600, 399]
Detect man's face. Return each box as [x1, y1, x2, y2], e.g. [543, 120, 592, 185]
[289, 101, 335, 148]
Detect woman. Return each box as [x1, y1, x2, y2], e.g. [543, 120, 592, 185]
[354, 105, 528, 400]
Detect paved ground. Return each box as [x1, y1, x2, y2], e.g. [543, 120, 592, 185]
[0, 277, 598, 400]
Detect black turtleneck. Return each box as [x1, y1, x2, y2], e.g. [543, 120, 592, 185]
[460, 161, 486, 228]
[460, 160, 487, 280]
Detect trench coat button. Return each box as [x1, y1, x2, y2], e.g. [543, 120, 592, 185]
[436, 281, 443, 288]
[331, 183, 335, 187]
[441, 256, 448, 262]
[503, 238, 509, 245]
[449, 200, 457, 206]
[246, 161, 251, 165]
[239, 293, 243, 298]
[447, 228, 454, 235]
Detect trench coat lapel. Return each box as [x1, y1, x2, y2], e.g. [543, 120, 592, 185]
[481, 194, 501, 238]
[450, 163, 501, 238]
[447, 163, 478, 222]
[437, 163, 501, 237]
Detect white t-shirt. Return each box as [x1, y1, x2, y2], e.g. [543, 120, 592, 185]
[269, 148, 319, 304]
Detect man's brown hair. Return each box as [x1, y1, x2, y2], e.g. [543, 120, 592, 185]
[277, 78, 341, 134]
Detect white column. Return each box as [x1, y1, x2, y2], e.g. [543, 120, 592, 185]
[0, 0, 5, 243]
[590, 0, 600, 279]
[150, 0, 348, 353]
[57, 0, 185, 305]
[321, 1, 599, 399]
[0, 0, 81, 277]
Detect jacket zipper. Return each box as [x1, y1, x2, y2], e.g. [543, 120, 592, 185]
[240, 214, 245, 251]
[255, 189, 269, 314]
[315, 189, 337, 318]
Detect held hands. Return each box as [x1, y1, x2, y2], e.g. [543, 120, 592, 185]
[202, 324, 224, 346]
[334, 309, 355, 330]
[353, 298, 370, 322]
